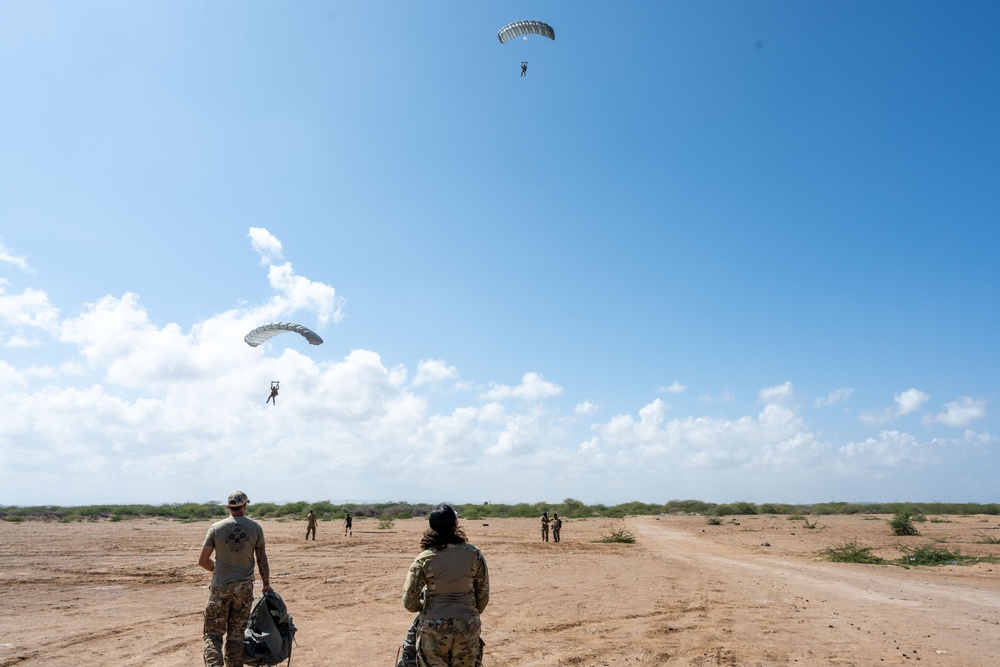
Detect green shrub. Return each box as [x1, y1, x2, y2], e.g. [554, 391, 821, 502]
[376, 515, 395, 530]
[594, 526, 636, 544]
[889, 511, 920, 536]
[705, 517, 723, 526]
[818, 540, 885, 564]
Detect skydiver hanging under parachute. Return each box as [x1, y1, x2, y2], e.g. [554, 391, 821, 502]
[244, 322, 324, 405]
[498, 20, 554, 77]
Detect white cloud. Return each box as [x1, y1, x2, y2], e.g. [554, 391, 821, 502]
[922, 397, 987, 428]
[1, 229, 996, 505]
[0, 238, 30, 272]
[0, 284, 60, 345]
[837, 430, 940, 471]
[248, 227, 283, 264]
[413, 359, 459, 387]
[815, 387, 854, 408]
[659, 381, 686, 394]
[481, 372, 564, 401]
[759, 381, 794, 404]
[859, 388, 929, 425]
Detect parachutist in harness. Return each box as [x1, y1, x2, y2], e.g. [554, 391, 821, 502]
[520, 61, 528, 76]
[266, 381, 279, 405]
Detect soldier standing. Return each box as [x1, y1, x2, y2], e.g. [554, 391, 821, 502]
[540, 510, 550, 542]
[199, 491, 272, 667]
[306, 509, 317, 541]
[551, 512, 562, 543]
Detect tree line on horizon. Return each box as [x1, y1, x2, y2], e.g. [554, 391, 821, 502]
[2, 498, 999, 523]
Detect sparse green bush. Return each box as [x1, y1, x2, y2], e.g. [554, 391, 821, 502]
[975, 532, 1000, 545]
[889, 511, 920, 536]
[4, 516, 24, 523]
[705, 517, 723, 526]
[595, 526, 636, 544]
[818, 540, 885, 564]
[802, 518, 818, 529]
[376, 515, 395, 530]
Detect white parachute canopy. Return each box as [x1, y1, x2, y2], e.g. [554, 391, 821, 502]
[244, 322, 324, 347]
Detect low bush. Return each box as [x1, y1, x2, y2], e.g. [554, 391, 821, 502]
[818, 540, 885, 564]
[595, 526, 636, 544]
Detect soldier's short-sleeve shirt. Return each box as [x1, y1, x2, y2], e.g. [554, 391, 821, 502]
[203, 515, 265, 587]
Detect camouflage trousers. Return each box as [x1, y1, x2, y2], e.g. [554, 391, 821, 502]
[203, 579, 254, 667]
[541, 525, 549, 541]
[416, 617, 483, 667]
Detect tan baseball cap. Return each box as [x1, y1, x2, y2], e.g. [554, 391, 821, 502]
[226, 491, 249, 508]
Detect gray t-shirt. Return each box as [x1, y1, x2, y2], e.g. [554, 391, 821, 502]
[203, 515, 265, 587]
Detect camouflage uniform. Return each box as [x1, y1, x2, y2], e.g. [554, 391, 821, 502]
[203, 579, 254, 667]
[540, 513, 550, 542]
[201, 502, 267, 667]
[551, 515, 562, 543]
[403, 543, 490, 667]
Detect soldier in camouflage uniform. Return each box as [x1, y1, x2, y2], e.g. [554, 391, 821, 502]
[540, 510, 550, 542]
[550, 512, 562, 543]
[199, 491, 272, 667]
[403, 503, 489, 667]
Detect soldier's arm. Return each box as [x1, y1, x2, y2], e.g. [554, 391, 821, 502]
[402, 560, 426, 612]
[473, 550, 490, 613]
[255, 542, 273, 592]
[198, 545, 215, 572]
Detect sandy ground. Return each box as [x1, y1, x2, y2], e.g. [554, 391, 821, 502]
[2, 513, 999, 666]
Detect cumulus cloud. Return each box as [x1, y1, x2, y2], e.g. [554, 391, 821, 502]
[759, 381, 794, 404]
[837, 430, 942, 471]
[859, 388, 929, 425]
[815, 387, 854, 408]
[0, 238, 30, 272]
[249, 227, 283, 264]
[1, 229, 996, 505]
[481, 372, 563, 401]
[413, 359, 459, 387]
[0, 284, 60, 345]
[659, 381, 686, 394]
[922, 397, 987, 428]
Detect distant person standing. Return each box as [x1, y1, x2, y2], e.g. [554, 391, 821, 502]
[344, 512, 353, 537]
[306, 509, 317, 541]
[403, 503, 490, 667]
[540, 510, 550, 542]
[199, 491, 272, 667]
[551, 513, 562, 543]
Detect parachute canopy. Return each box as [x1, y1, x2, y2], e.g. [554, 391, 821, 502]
[497, 20, 555, 44]
[244, 322, 323, 348]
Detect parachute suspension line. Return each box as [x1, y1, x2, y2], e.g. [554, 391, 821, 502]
[271, 381, 280, 390]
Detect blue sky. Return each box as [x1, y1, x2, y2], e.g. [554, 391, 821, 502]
[2, 2, 998, 506]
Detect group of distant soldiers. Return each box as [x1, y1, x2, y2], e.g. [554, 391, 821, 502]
[539, 510, 562, 542]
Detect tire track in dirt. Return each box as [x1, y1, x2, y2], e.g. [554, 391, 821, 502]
[630, 516, 1000, 665]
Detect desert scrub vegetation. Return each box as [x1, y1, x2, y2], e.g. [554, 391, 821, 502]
[818, 540, 886, 564]
[889, 510, 921, 536]
[376, 515, 396, 530]
[705, 516, 723, 525]
[975, 532, 1000, 544]
[819, 541, 999, 567]
[595, 525, 636, 544]
[898, 543, 993, 567]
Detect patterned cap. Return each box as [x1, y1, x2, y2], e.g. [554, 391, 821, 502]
[227, 491, 249, 508]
